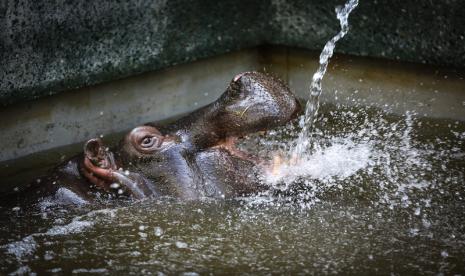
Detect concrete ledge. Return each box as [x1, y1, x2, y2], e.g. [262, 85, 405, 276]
[1, 0, 464, 106]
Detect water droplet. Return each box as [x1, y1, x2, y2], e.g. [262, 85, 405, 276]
[175, 241, 188, 249]
[154, 227, 164, 237]
[110, 183, 120, 189]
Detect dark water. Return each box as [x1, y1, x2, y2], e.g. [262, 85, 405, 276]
[1, 104, 464, 275]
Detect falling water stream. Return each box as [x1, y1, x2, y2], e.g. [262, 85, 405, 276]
[292, 0, 359, 157]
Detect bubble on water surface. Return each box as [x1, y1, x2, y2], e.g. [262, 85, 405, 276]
[154, 227, 164, 237]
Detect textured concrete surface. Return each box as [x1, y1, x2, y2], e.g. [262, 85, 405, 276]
[1, 0, 464, 106]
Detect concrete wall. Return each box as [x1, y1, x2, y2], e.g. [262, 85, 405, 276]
[1, 0, 464, 106]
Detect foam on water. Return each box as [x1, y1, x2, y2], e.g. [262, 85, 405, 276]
[39, 187, 89, 210]
[3, 220, 95, 261]
[45, 220, 94, 236]
[266, 139, 371, 186]
[5, 235, 37, 262]
[2, 208, 116, 261]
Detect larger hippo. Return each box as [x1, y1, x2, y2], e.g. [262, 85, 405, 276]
[11, 72, 300, 205]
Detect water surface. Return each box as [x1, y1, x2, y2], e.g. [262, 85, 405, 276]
[1, 104, 464, 274]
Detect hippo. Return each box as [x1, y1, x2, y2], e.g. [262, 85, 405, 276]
[10, 72, 301, 206]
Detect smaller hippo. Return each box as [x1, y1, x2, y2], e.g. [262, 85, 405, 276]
[10, 72, 301, 206]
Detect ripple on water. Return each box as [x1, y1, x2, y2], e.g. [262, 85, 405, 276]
[0, 104, 464, 274]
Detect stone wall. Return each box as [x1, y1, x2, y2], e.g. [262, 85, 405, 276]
[1, 0, 464, 106]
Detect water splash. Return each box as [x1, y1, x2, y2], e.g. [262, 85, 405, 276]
[291, 0, 359, 157]
[267, 139, 371, 188]
[242, 104, 463, 213]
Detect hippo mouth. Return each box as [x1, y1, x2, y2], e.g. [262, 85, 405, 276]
[213, 136, 263, 164]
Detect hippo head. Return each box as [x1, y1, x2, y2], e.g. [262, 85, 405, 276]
[81, 126, 186, 199]
[80, 72, 301, 199]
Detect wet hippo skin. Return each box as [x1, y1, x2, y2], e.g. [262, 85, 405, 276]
[10, 72, 301, 205]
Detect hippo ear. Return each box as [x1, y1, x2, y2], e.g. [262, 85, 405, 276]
[84, 138, 100, 157]
[84, 138, 106, 163]
[83, 138, 118, 172]
[81, 138, 116, 190]
[81, 138, 155, 199]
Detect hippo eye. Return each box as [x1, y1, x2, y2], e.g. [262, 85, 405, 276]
[140, 136, 156, 148]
